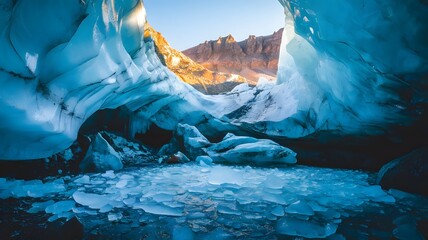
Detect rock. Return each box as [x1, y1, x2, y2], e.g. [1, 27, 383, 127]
[147, 26, 247, 95]
[45, 217, 84, 240]
[164, 152, 191, 164]
[183, 29, 283, 84]
[79, 133, 123, 173]
[205, 133, 297, 166]
[101, 131, 157, 166]
[377, 147, 428, 196]
[417, 219, 428, 239]
[176, 124, 211, 160]
[158, 142, 179, 156]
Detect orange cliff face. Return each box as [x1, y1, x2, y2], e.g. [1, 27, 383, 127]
[183, 29, 283, 85]
[144, 25, 247, 95]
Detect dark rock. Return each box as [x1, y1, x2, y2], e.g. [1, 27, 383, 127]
[79, 133, 123, 173]
[46, 217, 84, 240]
[164, 152, 190, 164]
[377, 147, 428, 196]
[417, 219, 428, 239]
[77, 134, 92, 154]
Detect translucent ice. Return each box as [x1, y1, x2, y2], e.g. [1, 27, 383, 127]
[276, 216, 338, 238]
[27, 200, 55, 213]
[285, 200, 314, 216]
[45, 200, 75, 215]
[133, 203, 183, 217]
[72, 191, 112, 209]
[1, 162, 413, 238]
[208, 166, 245, 185]
[271, 205, 285, 217]
[206, 134, 297, 165]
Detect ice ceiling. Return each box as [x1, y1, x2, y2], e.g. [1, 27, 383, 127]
[0, 0, 427, 160]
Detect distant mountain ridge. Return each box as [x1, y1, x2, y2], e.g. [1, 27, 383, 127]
[145, 25, 247, 95]
[183, 29, 283, 84]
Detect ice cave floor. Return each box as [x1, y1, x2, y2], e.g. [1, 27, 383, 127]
[1, 163, 428, 239]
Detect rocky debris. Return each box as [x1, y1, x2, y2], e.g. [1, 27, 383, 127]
[79, 133, 123, 173]
[101, 132, 158, 167]
[183, 29, 283, 84]
[377, 147, 428, 196]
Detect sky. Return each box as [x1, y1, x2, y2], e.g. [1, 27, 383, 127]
[144, 0, 285, 51]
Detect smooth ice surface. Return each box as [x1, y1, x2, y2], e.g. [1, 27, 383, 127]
[2, 163, 426, 238]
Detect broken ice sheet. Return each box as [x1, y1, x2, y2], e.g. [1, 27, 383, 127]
[0, 163, 412, 239]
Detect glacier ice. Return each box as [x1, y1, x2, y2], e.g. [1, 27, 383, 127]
[276, 216, 338, 239]
[205, 133, 297, 165]
[45, 200, 75, 215]
[0, 0, 237, 159]
[2, 163, 427, 238]
[273, 0, 428, 137]
[0, 0, 427, 160]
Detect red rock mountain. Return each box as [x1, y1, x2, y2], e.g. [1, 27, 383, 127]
[145, 25, 247, 95]
[183, 29, 283, 85]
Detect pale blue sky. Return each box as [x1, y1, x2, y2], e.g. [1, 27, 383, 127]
[144, 0, 284, 50]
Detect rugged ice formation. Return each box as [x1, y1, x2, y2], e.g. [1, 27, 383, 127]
[0, 0, 154, 159]
[274, 0, 428, 137]
[0, 0, 234, 159]
[173, 124, 297, 166]
[1, 0, 427, 160]
[205, 133, 297, 165]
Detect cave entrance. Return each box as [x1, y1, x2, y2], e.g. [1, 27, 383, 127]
[79, 108, 174, 149]
[143, 0, 284, 94]
[134, 124, 173, 149]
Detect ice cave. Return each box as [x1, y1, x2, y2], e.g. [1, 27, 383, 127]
[0, 0, 427, 239]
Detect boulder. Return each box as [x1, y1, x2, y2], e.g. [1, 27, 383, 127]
[377, 147, 428, 196]
[163, 152, 191, 164]
[205, 133, 297, 166]
[79, 133, 123, 173]
[176, 124, 211, 160]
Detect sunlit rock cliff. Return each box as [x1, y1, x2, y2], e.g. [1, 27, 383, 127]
[183, 29, 283, 84]
[145, 26, 247, 94]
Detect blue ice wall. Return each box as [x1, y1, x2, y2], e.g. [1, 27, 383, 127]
[276, 0, 428, 137]
[0, 0, 204, 159]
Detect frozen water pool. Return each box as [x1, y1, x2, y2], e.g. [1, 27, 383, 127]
[1, 163, 428, 239]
